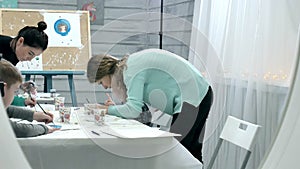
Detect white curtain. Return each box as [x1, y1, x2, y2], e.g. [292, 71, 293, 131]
[190, 0, 300, 168]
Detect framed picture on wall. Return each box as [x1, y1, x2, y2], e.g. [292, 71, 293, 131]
[77, 0, 104, 25]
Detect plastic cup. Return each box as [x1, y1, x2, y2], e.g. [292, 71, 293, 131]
[55, 97, 65, 111]
[94, 109, 106, 126]
[59, 107, 71, 123]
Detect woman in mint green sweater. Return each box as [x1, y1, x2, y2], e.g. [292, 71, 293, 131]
[87, 49, 213, 162]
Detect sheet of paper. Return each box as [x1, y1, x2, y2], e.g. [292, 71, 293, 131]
[99, 118, 181, 138]
[36, 93, 60, 98]
[16, 55, 43, 70]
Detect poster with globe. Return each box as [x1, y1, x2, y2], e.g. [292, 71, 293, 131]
[43, 13, 82, 47]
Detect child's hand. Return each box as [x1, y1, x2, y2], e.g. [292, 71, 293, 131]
[47, 126, 60, 133]
[33, 111, 53, 124]
[105, 93, 115, 106]
[25, 97, 37, 107]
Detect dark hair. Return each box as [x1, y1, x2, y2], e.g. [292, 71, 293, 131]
[15, 21, 48, 50]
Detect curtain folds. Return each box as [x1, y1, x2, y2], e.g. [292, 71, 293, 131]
[190, 0, 299, 168]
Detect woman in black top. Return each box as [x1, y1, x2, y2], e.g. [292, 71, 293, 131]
[0, 21, 48, 66]
[0, 22, 53, 137]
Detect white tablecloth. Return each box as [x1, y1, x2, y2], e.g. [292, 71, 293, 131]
[18, 108, 202, 169]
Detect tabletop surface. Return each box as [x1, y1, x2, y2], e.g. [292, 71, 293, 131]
[17, 107, 203, 169]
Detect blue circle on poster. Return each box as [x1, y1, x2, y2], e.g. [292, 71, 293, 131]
[54, 19, 71, 36]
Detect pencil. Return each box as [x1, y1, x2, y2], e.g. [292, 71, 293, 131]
[91, 130, 100, 136]
[36, 102, 47, 114]
[105, 93, 115, 105]
[36, 102, 55, 125]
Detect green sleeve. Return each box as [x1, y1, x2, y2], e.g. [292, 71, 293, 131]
[107, 74, 145, 118]
[11, 96, 26, 106]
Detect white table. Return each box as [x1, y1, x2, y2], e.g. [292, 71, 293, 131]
[18, 108, 202, 169]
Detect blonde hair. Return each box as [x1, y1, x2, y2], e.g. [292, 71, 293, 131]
[0, 59, 22, 88]
[87, 54, 128, 102]
[87, 54, 128, 83]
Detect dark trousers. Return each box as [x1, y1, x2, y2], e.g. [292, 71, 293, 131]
[172, 86, 213, 163]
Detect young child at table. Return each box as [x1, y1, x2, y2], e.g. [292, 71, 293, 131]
[0, 59, 59, 138]
[12, 95, 37, 107]
[11, 81, 38, 107]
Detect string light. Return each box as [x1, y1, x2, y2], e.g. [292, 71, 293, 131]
[222, 70, 288, 81]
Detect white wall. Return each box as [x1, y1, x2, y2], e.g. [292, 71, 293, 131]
[17, 0, 195, 106]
